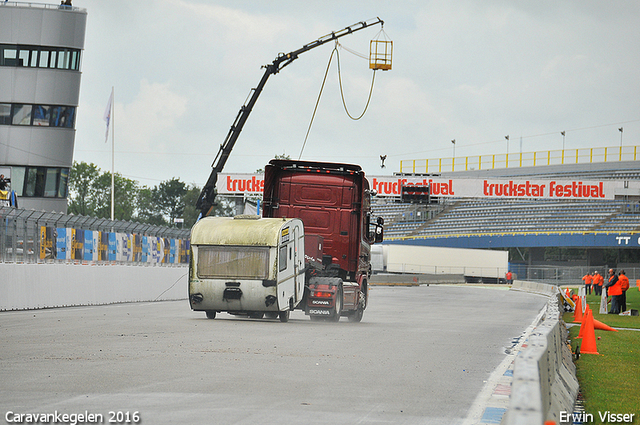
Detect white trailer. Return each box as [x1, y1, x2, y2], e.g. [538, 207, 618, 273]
[188, 216, 305, 322]
[373, 244, 508, 280]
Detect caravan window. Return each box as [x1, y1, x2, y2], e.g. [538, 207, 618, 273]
[197, 246, 269, 279]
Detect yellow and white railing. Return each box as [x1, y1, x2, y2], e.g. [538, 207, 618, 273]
[400, 145, 639, 174]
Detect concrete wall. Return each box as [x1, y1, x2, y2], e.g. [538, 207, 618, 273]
[505, 280, 579, 424]
[0, 263, 188, 311]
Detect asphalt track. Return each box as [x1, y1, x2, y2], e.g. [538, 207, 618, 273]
[1, 285, 548, 425]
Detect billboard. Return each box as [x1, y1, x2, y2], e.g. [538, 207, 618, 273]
[216, 173, 626, 200]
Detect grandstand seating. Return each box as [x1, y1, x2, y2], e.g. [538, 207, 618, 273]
[373, 198, 640, 239]
[373, 159, 640, 240]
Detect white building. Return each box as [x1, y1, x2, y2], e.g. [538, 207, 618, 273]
[0, 2, 87, 212]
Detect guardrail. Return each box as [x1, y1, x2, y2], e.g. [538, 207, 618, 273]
[0, 1, 86, 12]
[400, 144, 639, 174]
[505, 281, 579, 424]
[0, 206, 190, 265]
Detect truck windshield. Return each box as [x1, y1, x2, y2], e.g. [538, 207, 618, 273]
[197, 246, 270, 279]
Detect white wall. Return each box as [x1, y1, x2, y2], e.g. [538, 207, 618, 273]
[378, 244, 508, 278]
[0, 263, 188, 311]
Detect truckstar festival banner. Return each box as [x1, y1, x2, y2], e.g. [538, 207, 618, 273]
[217, 173, 619, 200]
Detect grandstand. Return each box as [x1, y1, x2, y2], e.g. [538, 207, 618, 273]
[373, 147, 640, 277]
[378, 198, 638, 239]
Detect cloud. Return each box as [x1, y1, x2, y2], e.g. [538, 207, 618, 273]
[117, 79, 188, 151]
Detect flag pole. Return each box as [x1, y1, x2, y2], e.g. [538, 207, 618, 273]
[110, 86, 115, 221]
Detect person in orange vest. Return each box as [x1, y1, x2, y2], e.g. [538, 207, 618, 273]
[505, 270, 513, 285]
[618, 270, 630, 313]
[605, 268, 622, 314]
[593, 271, 604, 296]
[582, 272, 593, 295]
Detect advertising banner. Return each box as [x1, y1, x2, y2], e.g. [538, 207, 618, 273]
[83, 230, 98, 262]
[56, 228, 69, 260]
[141, 236, 149, 263]
[108, 233, 117, 262]
[40, 226, 55, 260]
[216, 173, 618, 200]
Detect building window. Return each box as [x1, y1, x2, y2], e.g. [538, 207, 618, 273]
[8, 166, 70, 199]
[58, 168, 69, 198]
[0, 103, 10, 125]
[33, 105, 51, 126]
[0, 45, 18, 66]
[0, 103, 76, 128]
[51, 105, 75, 128]
[39, 50, 50, 68]
[11, 167, 26, 197]
[0, 44, 81, 70]
[12, 104, 32, 125]
[44, 168, 59, 197]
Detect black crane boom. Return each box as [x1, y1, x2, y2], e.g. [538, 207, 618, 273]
[196, 18, 384, 218]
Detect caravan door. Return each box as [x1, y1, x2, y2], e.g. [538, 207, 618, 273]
[277, 222, 301, 311]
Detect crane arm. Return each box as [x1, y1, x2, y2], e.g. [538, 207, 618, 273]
[196, 17, 384, 218]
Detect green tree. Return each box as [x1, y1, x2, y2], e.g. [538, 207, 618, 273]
[136, 186, 167, 226]
[182, 186, 201, 228]
[156, 177, 187, 224]
[68, 161, 100, 216]
[93, 172, 139, 220]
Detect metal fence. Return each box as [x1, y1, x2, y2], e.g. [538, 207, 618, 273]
[0, 206, 190, 265]
[400, 144, 640, 174]
[510, 264, 640, 286]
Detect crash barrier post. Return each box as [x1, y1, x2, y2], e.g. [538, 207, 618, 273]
[504, 281, 579, 425]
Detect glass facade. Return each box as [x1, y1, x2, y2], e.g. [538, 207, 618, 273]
[0, 103, 75, 128]
[0, 44, 81, 71]
[9, 166, 69, 199]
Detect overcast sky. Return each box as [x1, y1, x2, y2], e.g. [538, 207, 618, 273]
[73, 0, 640, 187]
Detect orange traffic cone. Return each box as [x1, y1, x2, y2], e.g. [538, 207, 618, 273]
[593, 318, 618, 332]
[576, 304, 588, 339]
[573, 297, 583, 323]
[580, 308, 599, 355]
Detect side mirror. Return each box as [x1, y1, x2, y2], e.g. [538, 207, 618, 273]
[374, 217, 384, 243]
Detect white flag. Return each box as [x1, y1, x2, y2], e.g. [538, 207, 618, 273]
[103, 89, 113, 143]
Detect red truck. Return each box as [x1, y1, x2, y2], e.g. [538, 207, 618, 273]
[262, 159, 383, 321]
[190, 20, 385, 322]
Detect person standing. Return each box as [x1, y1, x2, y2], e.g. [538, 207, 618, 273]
[605, 268, 622, 314]
[505, 270, 513, 285]
[0, 174, 9, 191]
[618, 270, 630, 313]
[594, 271, 604, 296]
[582, 272, 593, 295]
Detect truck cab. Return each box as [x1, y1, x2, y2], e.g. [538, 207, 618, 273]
[262, 160, 383, 321]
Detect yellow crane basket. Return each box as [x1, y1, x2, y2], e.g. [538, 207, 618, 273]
[369, 38, 392, 71]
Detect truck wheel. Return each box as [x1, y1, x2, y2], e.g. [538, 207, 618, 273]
[205, 311, 216, 319]
[330, 285, 343, 322]
[279, 311, 290, 322]
[348, 291, 366, 323]
[348, 307, 363, 322]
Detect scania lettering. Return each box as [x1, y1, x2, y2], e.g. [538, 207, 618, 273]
[308, 309, 331, 316]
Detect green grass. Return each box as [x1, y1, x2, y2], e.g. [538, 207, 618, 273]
[563, 288, 640, 423]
